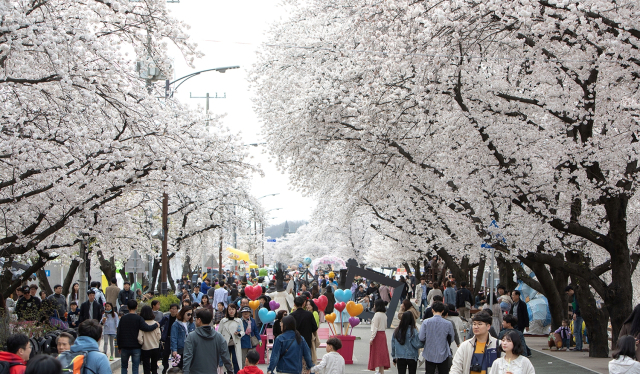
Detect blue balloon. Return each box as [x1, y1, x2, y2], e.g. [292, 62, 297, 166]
[334, 289, 352, 303]
[237, 300, 241, 307]
[258, 307, 276, 324]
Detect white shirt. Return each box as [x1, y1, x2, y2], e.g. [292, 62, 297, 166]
[310, 351, 345, 374]
[213, 287, 228, 307]
[370, 312, 387, 342]
[609, 356, 640, 374]
[488, 355, 535, 374]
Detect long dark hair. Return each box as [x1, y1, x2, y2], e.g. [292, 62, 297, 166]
[201, 295, 209, 306]
[70, 283, 79, 301]
[623, 304, 640, 337]
[498, 330, 524, 356]
[374, 299, 386, 313]
[104, 302, 116, 317]
[393, 311, 416, 345]
[613, 335, 637, 360]
[282, 315, 302, 344]
[139, 305, 155, 321]
[402, 299, 413, 311]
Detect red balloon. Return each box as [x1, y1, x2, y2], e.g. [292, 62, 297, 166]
[334, 302, 346, 313]
[314, 295, 328, 312]
[245, 285, 262, 300]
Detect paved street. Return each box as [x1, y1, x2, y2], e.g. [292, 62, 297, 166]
[112, 324, 607, 374]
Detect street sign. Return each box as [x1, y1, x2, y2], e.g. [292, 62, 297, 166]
[125, 250, 146, 273]
[267, 239, 276, 242]
[45, 270, 51, 277]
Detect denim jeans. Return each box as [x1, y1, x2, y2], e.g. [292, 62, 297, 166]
[574, 316, 584, 350]
[121, 348, 142, 374]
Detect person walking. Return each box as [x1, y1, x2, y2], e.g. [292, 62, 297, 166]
[15, 285, 40, 321]
[79, 289, 104, 324]
[58, 320, 112, 374]
[498, 315, 528, 356]
[46, 284, 67, 320]
[510, 290, 530, 356]
[151, 300, 164, 323]
[219, 304, 244, 374]
[418, 302, 454, 374]
[191, 286, 204, 304]
[170, 306, 196, 370]
[489, 331, 534, 374]
[214, 281, 230, 308]
[101, 302, 119, 360]
[369, 299, 391, 374]
[427, 282, 442, 307]
[239, 307, 260, 365]
[138, 305, 162, 374]
[449, 312, 500, 374]
[182, 309, 234, 374]
[455, 282, 473, 320]
[105, 278, 120, 306]
[397, 299, 420, 327]
[160, 304, 180, 374]
[443, 282, 456, 308]
[619, 303, 640, 358]
[564, 286, 582, 352]
[392, 312, 424, 374]
[0, 334, 30, 374]
[117, 300, 160, 374]
[609, 335, 640, 374]
[290, 296, 318, 351]
[199, 295, 213, 312]
[266, 315, 314, 374]
[68, 283, 80, 308]
[118, 282, 136, 312]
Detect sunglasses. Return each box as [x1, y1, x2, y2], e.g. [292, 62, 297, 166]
[186, 313, 193, 317]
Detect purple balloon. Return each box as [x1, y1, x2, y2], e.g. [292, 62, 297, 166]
[269, 300, 280, 310]
[349, 317, 360, 328]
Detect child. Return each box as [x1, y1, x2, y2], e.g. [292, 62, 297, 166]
[310, 337, 345, 374]
[237, 350, 263, 374]
[489, 330, 535, 374]
[67, 301, 80, 328]
[358, 295, 370, 323]
[555, 319, 571, 351]
[101, 302, 119, 360]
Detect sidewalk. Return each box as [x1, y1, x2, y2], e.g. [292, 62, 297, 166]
[526, 336, 609, 374]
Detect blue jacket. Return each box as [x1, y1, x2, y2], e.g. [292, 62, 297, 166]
[266, 330, 314, 374]
[240, 317, 260, 349]
[391, 328, 424, 360]
[58, 336, 111, 374]
[170, 321, 196, 352]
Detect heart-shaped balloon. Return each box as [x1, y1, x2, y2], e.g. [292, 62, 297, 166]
[325, 313, 336, 324]
[249, 300, 260, 310]
[269, 300, 280, 310]
[314, 295, 328, 312]
[334, 289, 352, 303]
[258, 307, 277, 324]
[349, 317, 360, 328]
[245, 285, 262, 300]
[334, 302, 346, 313]
[346, 301, 364, 317]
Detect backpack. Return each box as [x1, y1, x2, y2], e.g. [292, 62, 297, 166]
[60, 351, 97, 374]
[0, 361, 23, 374]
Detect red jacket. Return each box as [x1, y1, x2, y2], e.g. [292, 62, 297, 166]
[0, 351, 27, 374]
[238, 365, 263, 374]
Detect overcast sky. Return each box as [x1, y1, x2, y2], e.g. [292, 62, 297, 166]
[165, 0, 315, 223]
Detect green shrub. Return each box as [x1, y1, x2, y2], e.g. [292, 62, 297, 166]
[152, 294, 181, 312]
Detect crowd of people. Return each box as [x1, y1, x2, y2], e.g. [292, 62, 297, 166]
[2, 266, 640, 374]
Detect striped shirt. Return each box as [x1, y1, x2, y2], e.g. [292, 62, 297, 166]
[419, 314, 454, 363]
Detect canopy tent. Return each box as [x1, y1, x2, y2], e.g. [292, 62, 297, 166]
[226, 247, 250, 262]
[309, 255, 347, 274]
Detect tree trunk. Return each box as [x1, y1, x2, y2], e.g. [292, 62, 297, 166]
[402, 262, 411, 275]
[496, 255, 517, 292]
[1, 256, 50, 299]
[519, 253, 567, 330]
[62, 259, 80, 297]
[412, 260, 422, 281]
[149, 259, 160, 295]
[118, 269, 128, 283]
[575, 278, 610, 357]
[167, 263, 176, 292]
[423, 258, 430, 281]
[36, 268, 53, 296]
[96, 251, 117, 284]
[436, 249, 470, 285]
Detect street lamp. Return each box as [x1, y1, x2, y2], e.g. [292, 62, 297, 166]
[165, 66, 240, 98]
[261, 208, 283, 267]
[259, 193, 279, 199]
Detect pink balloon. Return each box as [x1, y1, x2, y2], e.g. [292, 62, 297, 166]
[349, 317, 360, 328]
[334, 302, 346, 312]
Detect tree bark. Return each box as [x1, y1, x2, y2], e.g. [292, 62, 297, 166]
[36, 268, 53, 296]
[473, 259, 486, 296]
[96, 251, 117, 284]
[149, 259, 160, 294]
[2, 253, 51, 299]
[412, 260, 422, 281]
[574, 277, 610, 357]
[436, 249, 470, 285]
[496, 255, 517, 292]
[402, 262, 411, 275]
[62, 259, 80, 297]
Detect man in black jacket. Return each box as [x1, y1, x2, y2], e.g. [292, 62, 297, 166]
[15, 285, 41, 321]
[290, 296, 318, 349]
[117, 282, 136, 312]
[79, 290, 104, 324]
[159, 304, 180, 374]
[455, 281, 474, 320]
[117, 300, 159, 374]
[509, 290, 530, 332]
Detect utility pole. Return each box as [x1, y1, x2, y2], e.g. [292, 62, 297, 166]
[78, 233, 90, 304]
[189, 92, 226, 125]
[219, 231, 223, 280]
[160, 193, 169, 295]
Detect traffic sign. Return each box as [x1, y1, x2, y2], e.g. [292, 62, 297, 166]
[267, 239, 276, 242]
[45, 270, 51, 277]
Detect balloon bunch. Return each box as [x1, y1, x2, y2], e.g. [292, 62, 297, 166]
[322, 290, 362, 336]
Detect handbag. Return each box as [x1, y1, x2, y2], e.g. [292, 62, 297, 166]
[251, 335, 260, 347]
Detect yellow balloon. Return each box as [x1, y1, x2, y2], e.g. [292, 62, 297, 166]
[328, 271, 335, 279]
[249, 300, 260, 310]
[325, 313, 337, 324]
[346, 301, 363, 317]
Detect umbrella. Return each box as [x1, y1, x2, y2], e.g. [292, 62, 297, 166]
[227, 247, 250, 262]
[248, 263, 259, 269]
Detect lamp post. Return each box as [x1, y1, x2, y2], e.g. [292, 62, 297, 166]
[262, 208, 282, 267]
[165, 66, 240, 99]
